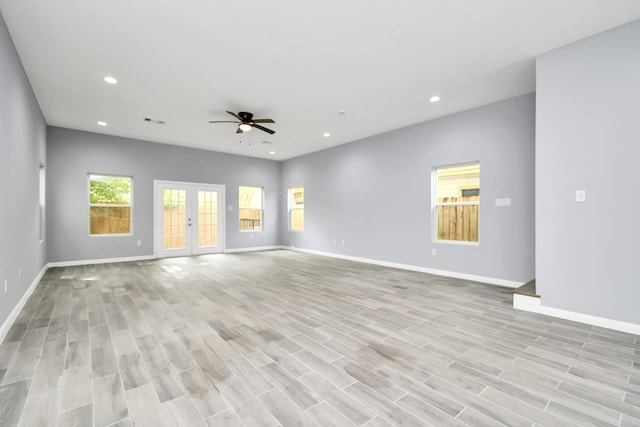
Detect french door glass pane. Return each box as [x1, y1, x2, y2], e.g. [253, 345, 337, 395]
[163, 189, 186, 249]
[198, 191, 218, 247]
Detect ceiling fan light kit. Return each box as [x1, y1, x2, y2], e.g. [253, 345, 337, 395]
[209, 111, 276, 135]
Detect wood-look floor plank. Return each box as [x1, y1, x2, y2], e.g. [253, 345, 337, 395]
[125, 383, 166, 427]
[1, 250, 639, 426]
[57, 404, 93, 427]
[258, 388, 319, 426]
[259, 362, 319, 410]
[18, 390, 58, 427]
[147, 358, 186, 402]
[2, 348, 40, 385]
[0, 379, 30, 427]
[93, 373, 128, 427]
[29, 355, 64, 396]
[179, 367, 228, 418]
[59, 365, 92, 413]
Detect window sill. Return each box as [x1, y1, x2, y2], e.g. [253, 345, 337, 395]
[435, 239, 479, 246]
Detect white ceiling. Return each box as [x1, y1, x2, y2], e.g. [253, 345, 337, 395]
[2, 1, 640, 160]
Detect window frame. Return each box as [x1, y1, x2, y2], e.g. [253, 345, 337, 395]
[288, 186, 304, 232]
[432, 162, 480, 244]
[88, 173, 133, 236]
[238, 185, 264, 232]
[38, 163, 46, 243]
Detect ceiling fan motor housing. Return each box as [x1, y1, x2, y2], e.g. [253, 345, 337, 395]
[238, 112, 254, 122]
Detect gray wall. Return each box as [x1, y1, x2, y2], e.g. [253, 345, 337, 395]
[281, 94, 536, 283]
[47, 127, 281, 262]
[0, 12, 47, 327]
[536, 20, 640, 324]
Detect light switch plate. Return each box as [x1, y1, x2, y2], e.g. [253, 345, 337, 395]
[576, 190, 586, 202]
[495, 198, 511, 207]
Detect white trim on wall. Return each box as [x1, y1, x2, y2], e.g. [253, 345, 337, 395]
[46, 247, 286, 267]
[48, 255, 156, 268]
[0, 265, 48, 343]
[225, 246, 284, 254]
[514, 295, 640, 335]
[298, 246, 640, 335]
[289, 247, 524, 288]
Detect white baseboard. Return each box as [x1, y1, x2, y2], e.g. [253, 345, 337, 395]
[48, 248, 287, 266]
[514, 297, 640, 335]
[0, 264, 48, 343]
[48, 255, 157, 268]
[225, 245, 285, 254]
[288, 247, 524, 288]
[513, 293, 541, 311]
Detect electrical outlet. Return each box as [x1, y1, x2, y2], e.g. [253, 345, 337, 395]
[137, 240, 142, 246]
[250, 234, 254, 240]
[4, 280, 7, 294]
[432, 249, 437, 256]
[341, 240, 345, 246]
[333, 239, 336, 244]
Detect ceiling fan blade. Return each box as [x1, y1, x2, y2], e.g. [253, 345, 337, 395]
[252, 118, 275, 124]
[252, 124, 275, 135]
[208, 120, 239, 123]
[236, 127, 243, 134]
[226, 111, 242, 121]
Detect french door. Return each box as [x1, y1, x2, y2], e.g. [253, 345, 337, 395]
[154, 181, 225, 257]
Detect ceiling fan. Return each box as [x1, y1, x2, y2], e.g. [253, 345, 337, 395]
[208, 111, 275, 134]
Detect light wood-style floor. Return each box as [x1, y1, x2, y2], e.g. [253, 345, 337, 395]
[1, 250, 639, 426]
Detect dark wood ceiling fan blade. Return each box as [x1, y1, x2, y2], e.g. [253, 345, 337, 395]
[252, 118, 275, 123]
[236, 127, 243, 134]
[226, 111, 242, 120]
[252, 124, 275, 134]
[208, 120, 239, 123]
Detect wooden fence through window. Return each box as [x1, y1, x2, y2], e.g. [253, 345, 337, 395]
[437, 196, 478, 242]
[89, 207, 131, 234]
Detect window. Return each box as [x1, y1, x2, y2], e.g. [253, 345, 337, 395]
[239, 186, 263, 231]
[288, 186, 304, 231]
[89, 174, 132, 235]
[433, 163, 479, 242]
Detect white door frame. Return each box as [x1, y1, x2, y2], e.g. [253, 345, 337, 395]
[153, 180, 226, 258]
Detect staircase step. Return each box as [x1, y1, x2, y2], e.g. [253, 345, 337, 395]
[512, 279, 539, 298]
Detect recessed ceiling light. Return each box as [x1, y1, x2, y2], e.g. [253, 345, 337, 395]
[97, 121, 107, 126]
[323, 132, 331, 138]
[269, 150, 276, 155]
[430, 95, 440, 103]
[104, 76, 118, 84]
